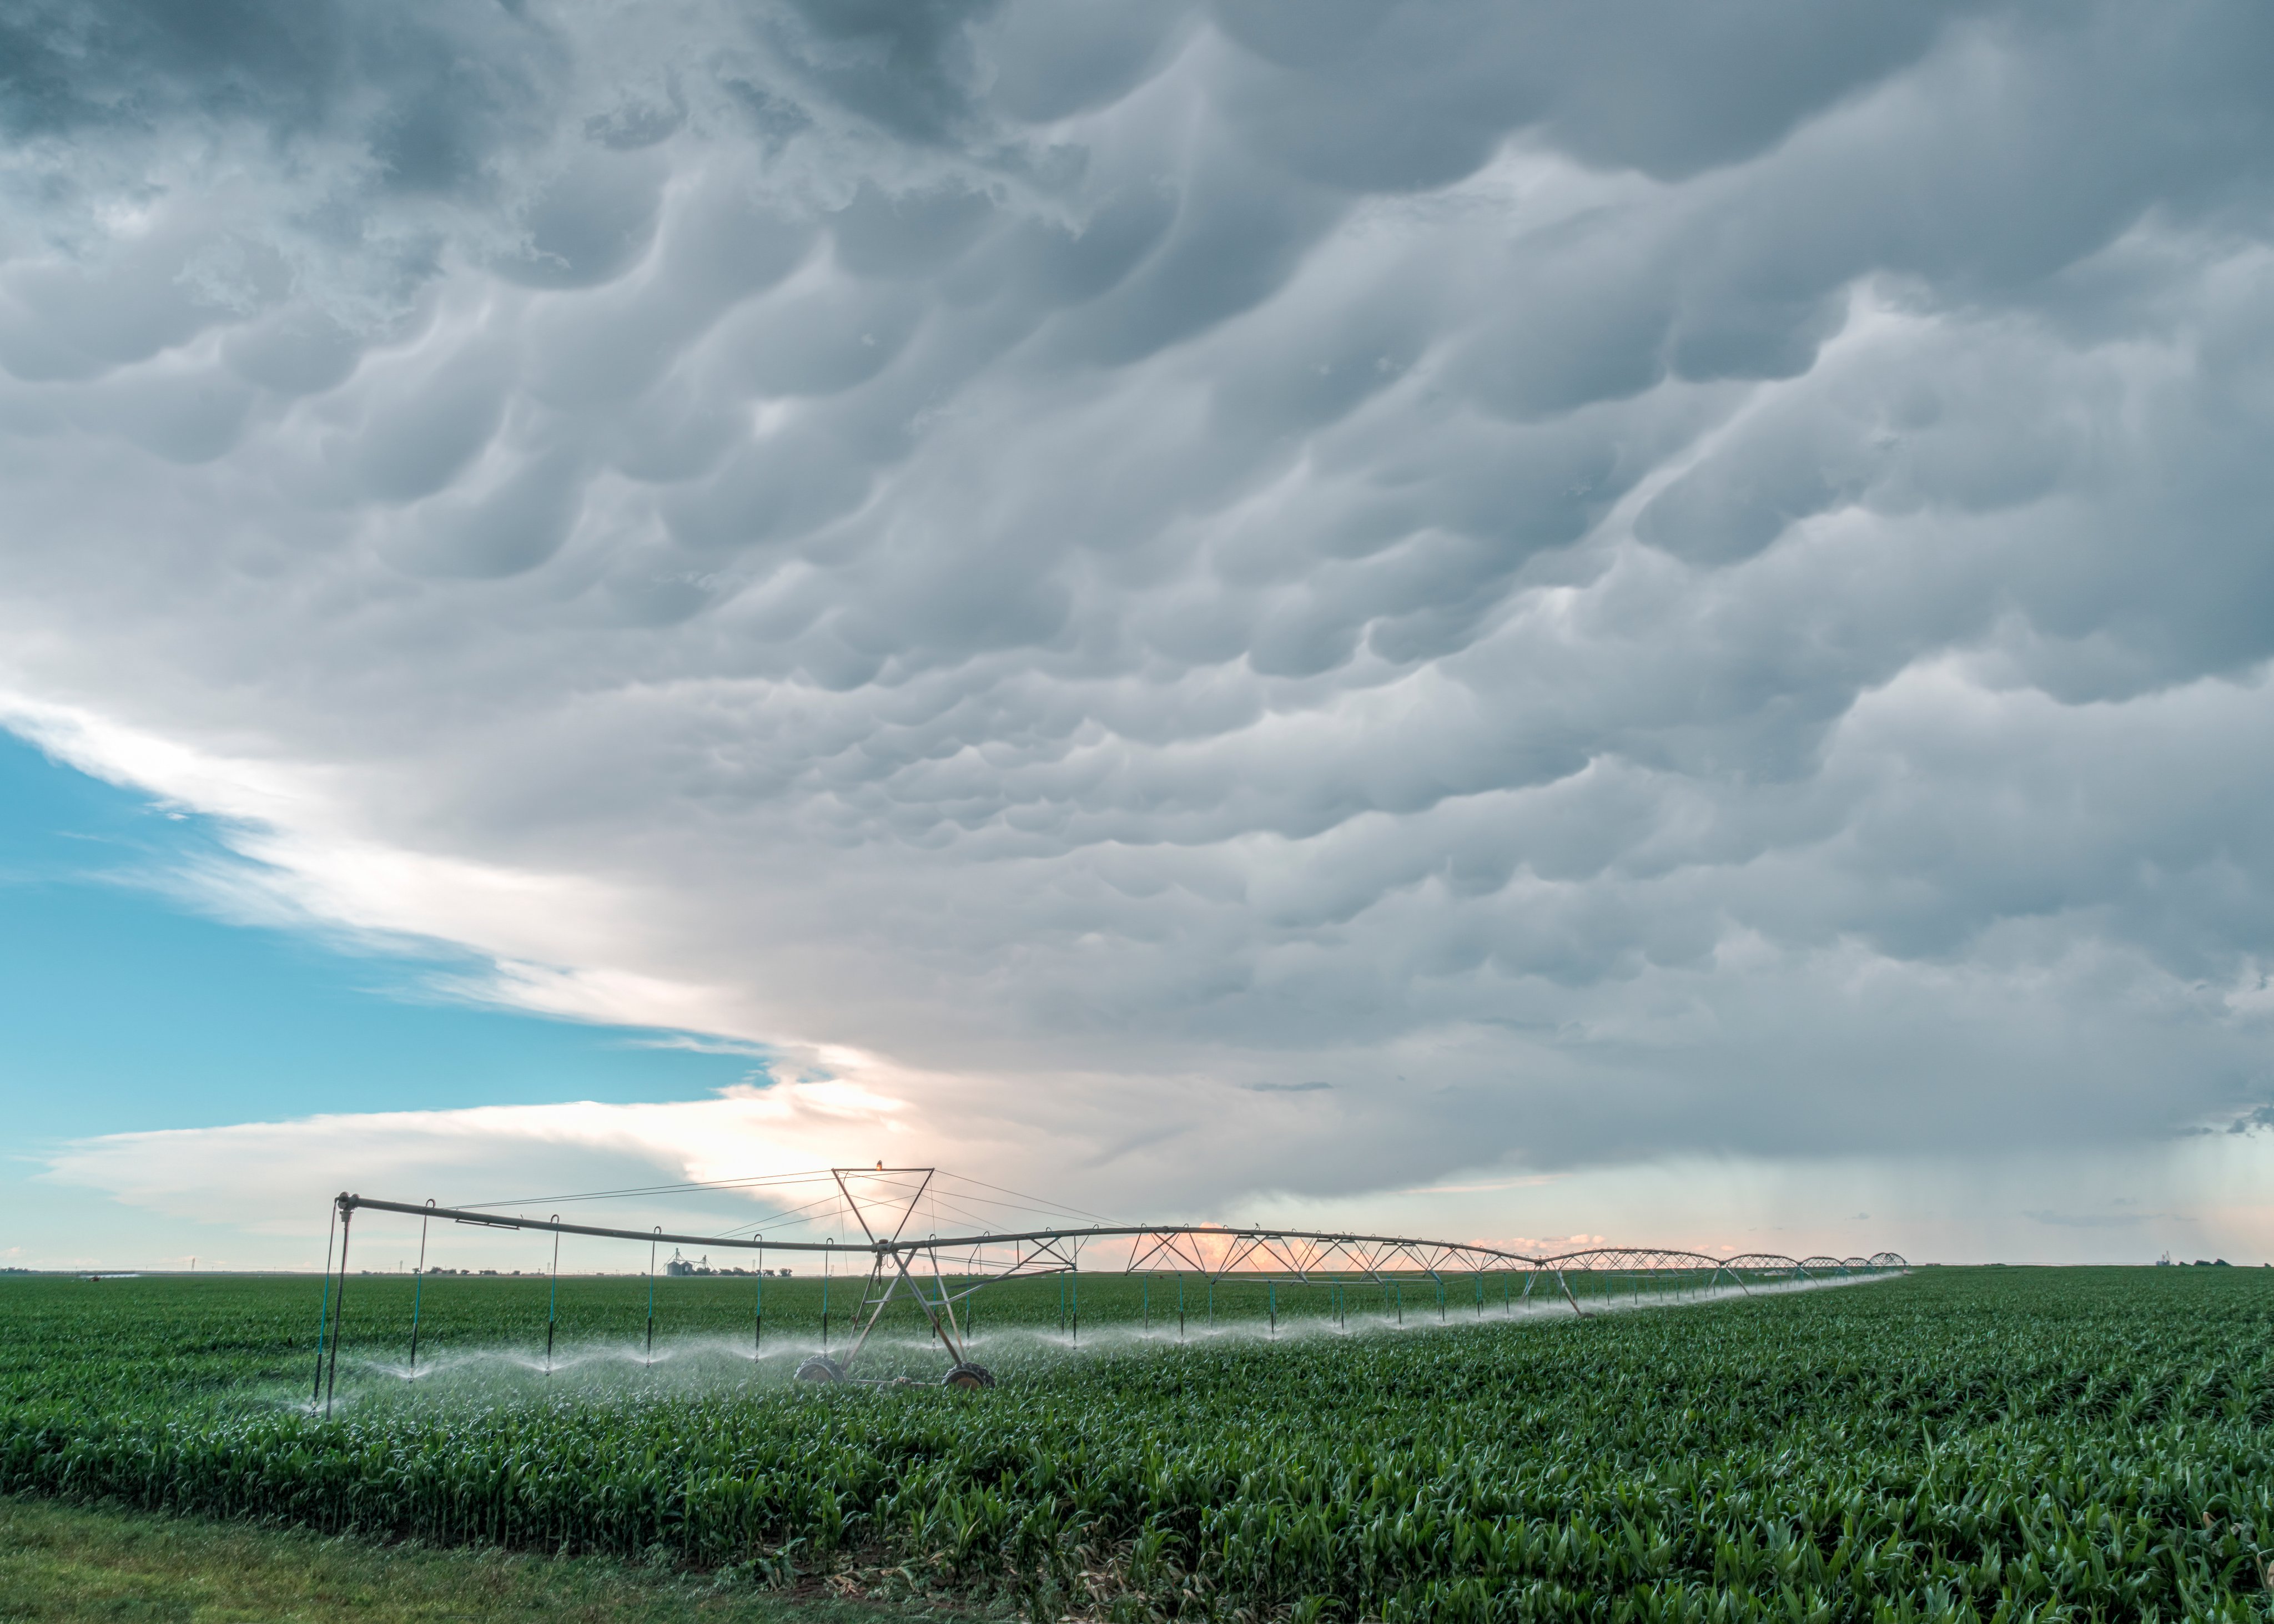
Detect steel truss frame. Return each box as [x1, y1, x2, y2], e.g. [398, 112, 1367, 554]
[323, 1169, 1905, 1398]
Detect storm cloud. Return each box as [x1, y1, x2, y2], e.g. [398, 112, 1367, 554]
[7, 0, 2274, 1221]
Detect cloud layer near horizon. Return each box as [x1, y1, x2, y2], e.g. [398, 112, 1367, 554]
[8, 0, 2274, 1225]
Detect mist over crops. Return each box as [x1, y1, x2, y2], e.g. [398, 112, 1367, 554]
[6, 1268, 2271, 1620]
[290, 1270, 1864, 1409]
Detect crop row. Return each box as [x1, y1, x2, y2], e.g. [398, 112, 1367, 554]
[4, 1268, 2271, 1620]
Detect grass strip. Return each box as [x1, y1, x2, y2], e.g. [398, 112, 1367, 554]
[0, 1496, 920, 1624]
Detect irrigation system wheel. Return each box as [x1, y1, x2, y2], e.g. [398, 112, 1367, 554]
[795, 1354, 847, 1383]
[942, 1361, 995, 1390]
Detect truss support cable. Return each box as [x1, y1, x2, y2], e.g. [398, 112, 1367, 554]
[546, 1217, 561, 1375]
[311, 1199, 336, 1409]
[407, 1201, 432, 1375]
[324, 1203, 351, 1418]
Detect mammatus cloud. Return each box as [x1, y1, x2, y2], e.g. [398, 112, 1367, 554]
[8, 1, 2274, 1247]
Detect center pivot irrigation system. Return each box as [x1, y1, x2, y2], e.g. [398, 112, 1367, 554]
[311, 1167, 1906, 1414]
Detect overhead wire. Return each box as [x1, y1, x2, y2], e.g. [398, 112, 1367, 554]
[934, 1170, 1123, 1226]
[455, 1165, 1127, 1262]
[459, 1169, 838, 1210]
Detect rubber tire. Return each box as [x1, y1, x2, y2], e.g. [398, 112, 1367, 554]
[795, 1354, 847, 1383]
[942, 1361, 995, 1390]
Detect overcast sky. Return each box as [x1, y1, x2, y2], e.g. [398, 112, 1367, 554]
[4, 0, 2273, 1269]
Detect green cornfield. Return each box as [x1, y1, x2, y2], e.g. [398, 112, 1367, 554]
[4, 1266, 2271, 1621]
